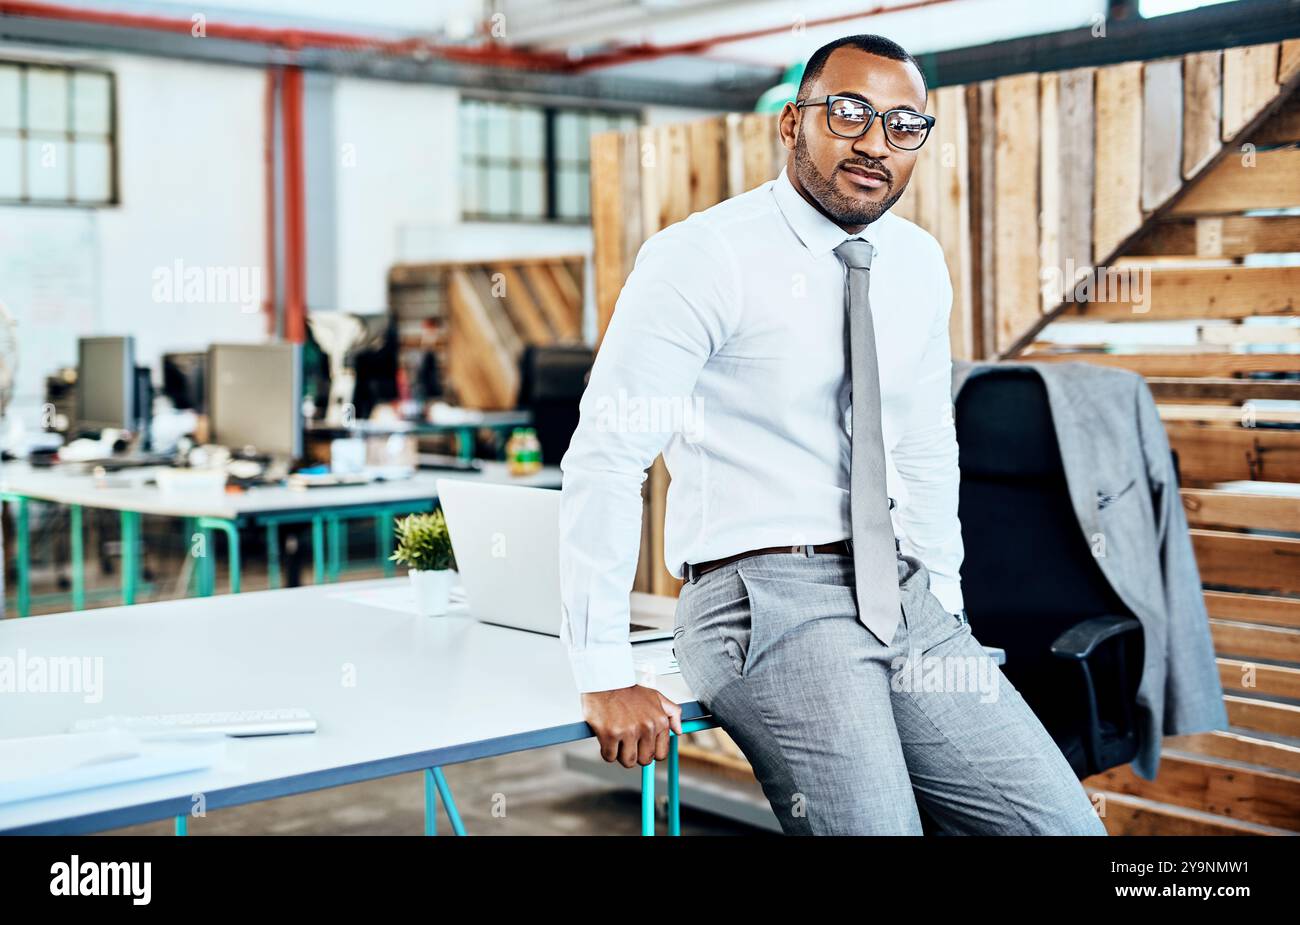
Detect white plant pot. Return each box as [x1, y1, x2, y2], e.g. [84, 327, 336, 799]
[409, 568, 456, 617]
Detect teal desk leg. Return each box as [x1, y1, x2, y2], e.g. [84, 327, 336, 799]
[669, 735, 681, 836]
[311, 516, 325, 585]
[457, 426, 474, 462]
[70, 504, 84, 611]
[327, 515, 342, 583]
[174, 815, 187, 836]
[645, 719, 716, 837]
[12, 496, 30, 617]
[181, 517, 197, 597]
[196, 518, 240, 595]
[641, 763, 656, 836]
[424, 767, 437, 835]
[424, 767, 466, 836]
[432, 767, 466, 835]
[266, 522, 281, 590]
[196, 526, 214, 597]
[377, 514, 395, 577]
[120, 510, 140, 606]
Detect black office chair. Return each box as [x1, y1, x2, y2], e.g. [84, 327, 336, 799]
[516, 344, 594, 467]
[954, 367, 1144, 780]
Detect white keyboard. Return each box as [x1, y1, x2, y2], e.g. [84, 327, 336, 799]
[72, 708, 317, 738]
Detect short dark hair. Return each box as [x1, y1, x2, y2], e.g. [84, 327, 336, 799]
[796, 34, 927, 101]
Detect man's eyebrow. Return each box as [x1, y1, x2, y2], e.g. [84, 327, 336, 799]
[831, 91, 922, 114]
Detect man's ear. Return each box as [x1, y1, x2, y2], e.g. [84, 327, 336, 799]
[778, 101, 800, 151]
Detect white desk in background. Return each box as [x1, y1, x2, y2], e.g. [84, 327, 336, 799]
[0, 579, 705, 836]
[0, 461, 563, 615]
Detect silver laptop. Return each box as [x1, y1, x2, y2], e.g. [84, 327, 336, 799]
[437, 479, 674, 641]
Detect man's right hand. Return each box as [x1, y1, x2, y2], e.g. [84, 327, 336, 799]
[582, 686, 684, 768]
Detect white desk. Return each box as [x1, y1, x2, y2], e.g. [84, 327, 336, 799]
[0, 579, 701, 834]
[0, 461, 563, 611]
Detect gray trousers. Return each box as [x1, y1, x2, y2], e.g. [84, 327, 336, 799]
[672, 549, 1107, 835]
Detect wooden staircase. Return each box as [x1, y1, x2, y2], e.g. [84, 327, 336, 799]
[388, 256, 585, 410]
[1016, 52, 1300, 836]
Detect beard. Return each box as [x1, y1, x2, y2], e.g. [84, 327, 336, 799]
[793, 130, 905, 228]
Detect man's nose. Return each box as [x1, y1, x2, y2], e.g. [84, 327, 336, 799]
[851, 116, 892, 161]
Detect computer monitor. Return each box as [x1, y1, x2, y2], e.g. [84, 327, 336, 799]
[162, 352, 207, 412]
[207, 342, 303, 460]
[77, 336, 136, 433]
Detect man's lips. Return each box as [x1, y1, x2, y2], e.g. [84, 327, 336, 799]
[839, 164, 890, 190]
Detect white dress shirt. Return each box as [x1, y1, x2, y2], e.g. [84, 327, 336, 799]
[559, 165, 964, 693]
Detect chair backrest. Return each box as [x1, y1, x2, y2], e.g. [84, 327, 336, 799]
[955, 368, 1135, 726]
[517, 344, 594, 466]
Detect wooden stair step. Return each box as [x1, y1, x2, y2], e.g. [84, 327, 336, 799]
[1183, 486, 1300, 531]
[1082, 751, 1300, 830]
[1205, 590, 1300, 629]
[1133, 214, 1300, 257]
[1166, 423, 1300, 483]
[1218, 657, 1300, 699]
[1166, 729, 1300, 774]
[1147, 377, 1300, 401]
[1211, 619, 1300, 663]
[1057, 265, 1300, 320]
[1083, 789, 1297, 835]
[1194, 529, 1300, 596]
[1160, 403, 1300, 425]
[1225, 694, 1300, 738]
[1023, 351, 1300, 377]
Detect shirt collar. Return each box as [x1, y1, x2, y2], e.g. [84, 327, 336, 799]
[771, 164, 887, 260]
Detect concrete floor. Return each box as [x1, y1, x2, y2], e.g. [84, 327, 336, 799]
[104, 744, 764, 836]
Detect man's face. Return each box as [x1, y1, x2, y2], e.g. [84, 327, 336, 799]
[779, 48, 928, 231]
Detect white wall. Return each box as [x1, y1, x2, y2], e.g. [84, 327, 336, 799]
[330, 77, 460, 312]
[0, 44, 267, 427]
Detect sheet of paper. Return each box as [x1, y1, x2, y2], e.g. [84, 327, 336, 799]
[632, 638, 681, 681]
[0, 730, 226, 806]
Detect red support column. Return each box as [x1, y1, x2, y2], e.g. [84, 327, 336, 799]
[263, 67, 278, 338]
[280, 66, 306, 344]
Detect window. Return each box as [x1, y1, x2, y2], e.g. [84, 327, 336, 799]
[0, 61, 116, 206]
[460, 99, 638, 222]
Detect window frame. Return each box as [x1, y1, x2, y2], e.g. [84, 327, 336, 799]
[0, 59, 119, 208]
[459, 96, 639, 224]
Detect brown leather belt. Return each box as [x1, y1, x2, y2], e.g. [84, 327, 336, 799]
[684, 540, 854, 583]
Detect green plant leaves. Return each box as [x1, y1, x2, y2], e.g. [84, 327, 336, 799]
[389, 510, 457, 572]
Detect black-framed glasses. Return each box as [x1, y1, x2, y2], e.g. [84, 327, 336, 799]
[795, 95, 935, 151]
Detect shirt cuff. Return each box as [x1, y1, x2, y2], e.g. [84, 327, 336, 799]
[929, 575, 965, 616]
[568, 643, 638, 693]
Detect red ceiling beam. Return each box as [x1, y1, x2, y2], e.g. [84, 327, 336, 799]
[0, 0, 573, 69]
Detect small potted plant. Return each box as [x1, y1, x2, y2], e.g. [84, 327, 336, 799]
[390, 510, 458, 616]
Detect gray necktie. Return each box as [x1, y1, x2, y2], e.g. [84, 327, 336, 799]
[834, 238, 901, 647]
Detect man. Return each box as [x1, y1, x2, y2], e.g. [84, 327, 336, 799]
[558, 34, 1105, 835]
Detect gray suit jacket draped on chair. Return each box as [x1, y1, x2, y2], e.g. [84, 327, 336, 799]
[952, 359, 1229, 781]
